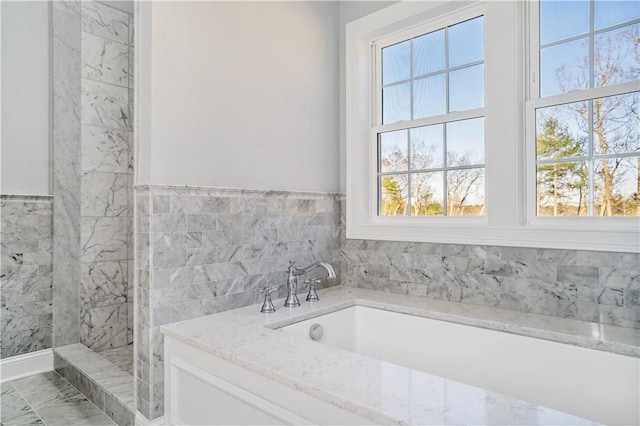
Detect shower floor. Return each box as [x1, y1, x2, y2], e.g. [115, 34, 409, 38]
[98, 345, 133, 376]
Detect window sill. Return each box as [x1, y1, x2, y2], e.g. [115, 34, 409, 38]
[346, 216, 640, 253]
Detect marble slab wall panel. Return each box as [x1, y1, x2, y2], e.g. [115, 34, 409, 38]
[134, 185, 342, 420]
[339, 201, 640, 328]
[79, 1, 134, 351]
[1, 196, 54, 359]
[52, 0, 82, 348]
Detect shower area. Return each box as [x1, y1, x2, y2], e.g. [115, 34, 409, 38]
[1, 1, 136, 424]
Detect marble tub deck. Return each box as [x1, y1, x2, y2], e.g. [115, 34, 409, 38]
[162, 285, 639, 425]
[0, 371, 115, 426]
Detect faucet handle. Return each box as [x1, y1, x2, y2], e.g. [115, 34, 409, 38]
[304, 278, 320, 302]
[259, 287, 277, 313]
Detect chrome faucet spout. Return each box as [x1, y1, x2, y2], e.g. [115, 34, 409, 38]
[293, 262, 336, 278]
[284, 261, 336, 308]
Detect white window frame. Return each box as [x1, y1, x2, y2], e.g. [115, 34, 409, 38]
[345, 0, 639, 252]
[373, 10, 486, 218]
[525, 0, 640, 229]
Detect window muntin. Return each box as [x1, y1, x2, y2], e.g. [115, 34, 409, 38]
[532, 0, 639, 218]
[378, 118, 486, 216]
[377, 15, 485, 217]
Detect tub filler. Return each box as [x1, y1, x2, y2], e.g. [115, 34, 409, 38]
[162, 287, 639, 425]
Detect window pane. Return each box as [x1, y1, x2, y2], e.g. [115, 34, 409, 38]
[411, 172, 444, 216]
[594, 24, 640, 88]
[411, 124, 443, 170]
[536, 102, 588, 160]
[383, 83, 410, 124]
[447, 118, 485, 167]
[540, 0, 589, 45]
[447, 168, 485, 216]
[448, 16, 484, 68]
[382, 40, 410, 85]
[449, 64, 484, 111]
[380, 174, 409, 216]
[413, 29, 445, 77]
[540, 38, 589, 97]
[537, 161, 589, 216]
[595, 157, 640, 216]
[413, 74, 446, 119]
[592, 92, 640, 156]
[379, 130, 408, 173]
[595, 0, 640, 30]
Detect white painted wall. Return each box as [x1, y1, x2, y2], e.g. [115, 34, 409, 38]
[140, 1, 340, 192]
[1, 1, 51, 195]
[338, 1, 396, 192]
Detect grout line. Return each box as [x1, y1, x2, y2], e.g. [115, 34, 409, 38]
[7, 380, 48, 426]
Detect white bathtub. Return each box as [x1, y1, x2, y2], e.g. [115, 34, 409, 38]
[279, 305, 639, 425]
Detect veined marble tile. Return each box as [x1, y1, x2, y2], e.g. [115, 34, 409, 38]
[170, 266, 205, 286]
[558, 265, 599, 287]
[150, 286, 190, 309]
[81, 216, 129, 263]
[576, 251, 640, 269]
[626, 289, 640, 308]
[152, 250, 186, 270]
[81, 32, 129, 87]
[170, 300, 202, 323]
[81, 126, 130, 173]
[37, 400, 115, 426]
[128, 13, 134, 46]
[81, 261, 127, 308]
[0, 383, 42, 425]
[81, 79, 130, 130]
[558, 300, 600, 323]
[81, 1, 128, 44]
[81, 172, 129, 217]
[577, 286, 624, 307]
[11, 371, 84, 410]
[53, 1, 81, 51]
[81, 304, 128, 351]
[600, 305, 640, 328]
[52, 20, 83, 348]
[170, 232, 202, 250]
[152, 195, 170, 214]
[599, 266, 640, 289]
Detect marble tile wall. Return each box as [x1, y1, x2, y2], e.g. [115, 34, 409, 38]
[338, 200, 640, 329]
[52, 0, 82, 348]
[134, 187, 638, 420]
[79, 1, 134, 351]
[134, 185, 342, 420]
[1, 196, 54, 359]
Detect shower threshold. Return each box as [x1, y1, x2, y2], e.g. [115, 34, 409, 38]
[54, 343, 134, 426]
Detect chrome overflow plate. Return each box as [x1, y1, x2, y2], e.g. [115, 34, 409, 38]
[309, 323, 323, 341]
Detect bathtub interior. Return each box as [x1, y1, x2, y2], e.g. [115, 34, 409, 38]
[277, 305, 639, 426]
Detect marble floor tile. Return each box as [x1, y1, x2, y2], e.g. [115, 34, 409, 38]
[36, 399, 114, 426]
[2, 371, 115, 426]
[10, 371, 85, 410]
[0, 383, 43, 425]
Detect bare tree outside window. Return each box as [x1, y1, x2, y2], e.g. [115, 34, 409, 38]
[536, 2, 639, 217]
